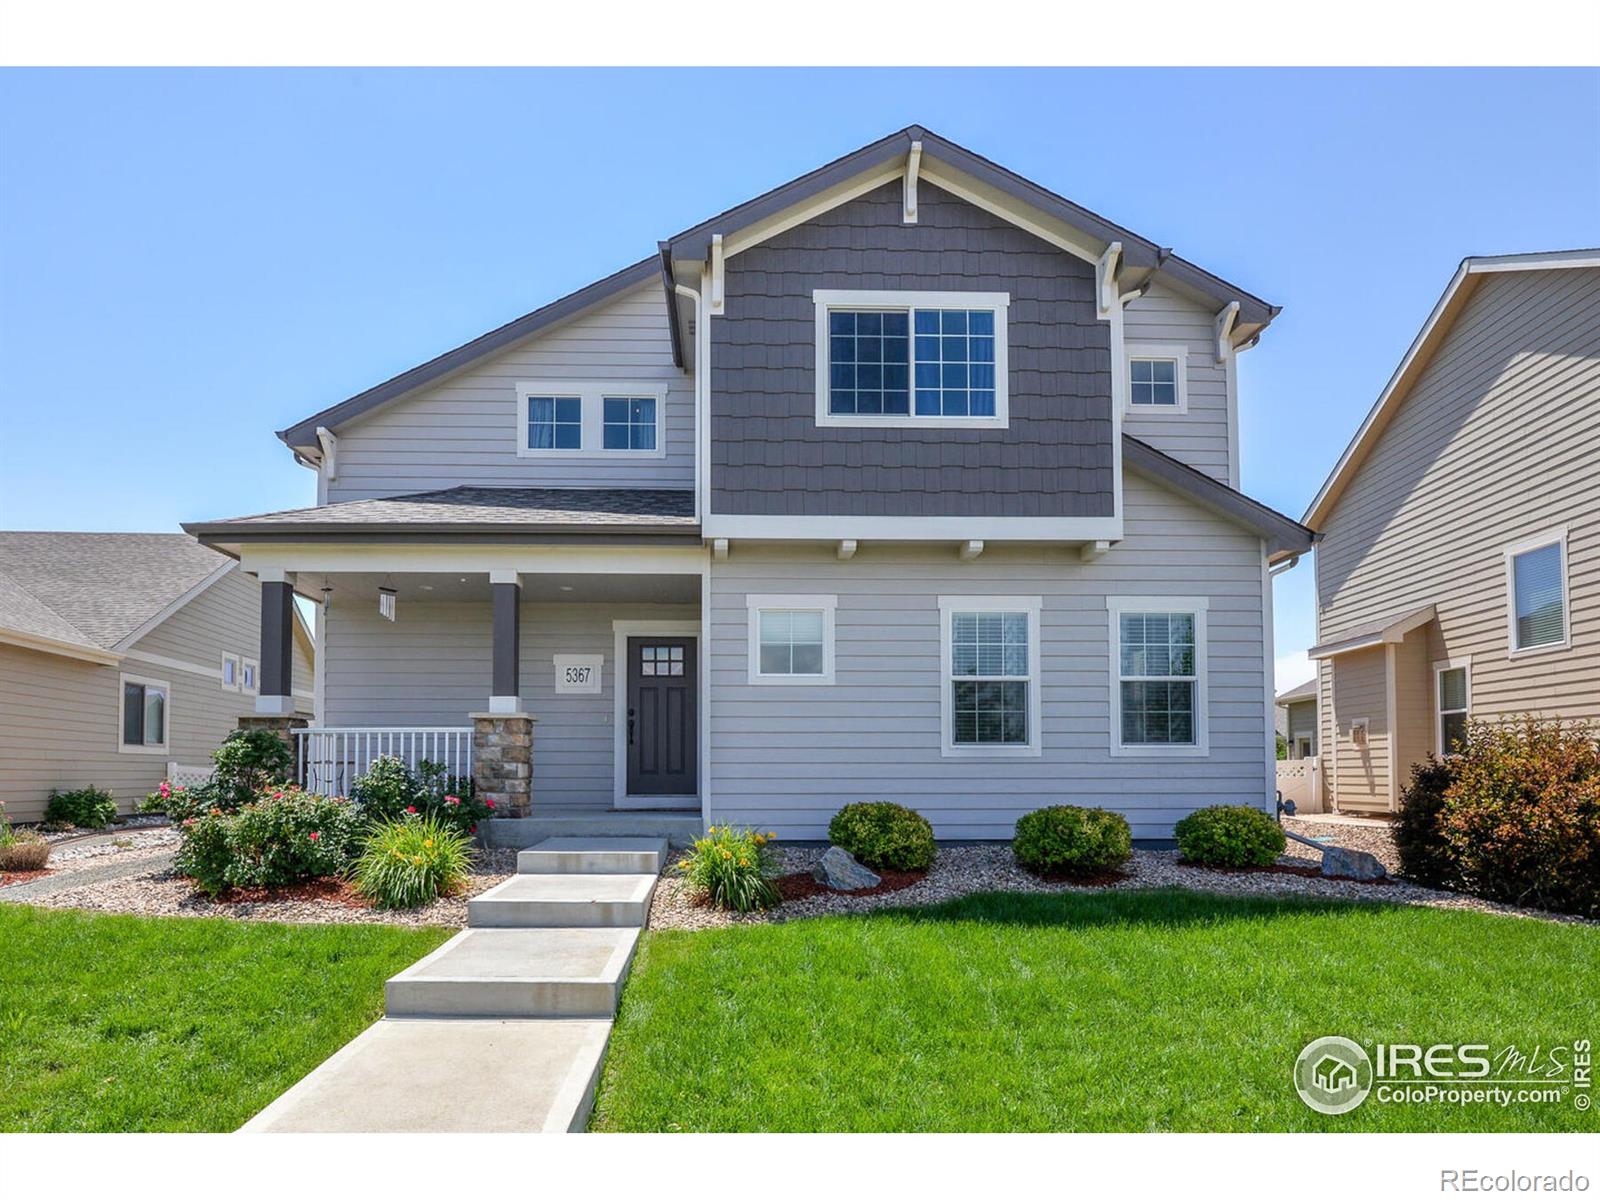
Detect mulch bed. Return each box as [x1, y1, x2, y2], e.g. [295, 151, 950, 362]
[775, 866, 929, 901]
[208, 878, 374, 908]
[0, 868, 54, 889]
[1183, 860, 1395, 886]
[1020, 865, 1132, 887]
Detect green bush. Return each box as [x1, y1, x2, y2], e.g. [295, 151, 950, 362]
[1395, 756, 1460, 888]
[1013, 805, 1131, 877]
[350, 755, 491, 835]
[827, 802, 936, 871]
[1437, 718, 1600, 917]
[0, 802, 50, 872]
[45, 786, 118, 830]
[174, 789, 364, 896]
[1173, 805, 1286, 868]
[209, 729, 295, 809]
[350, 815, 475, 909]
[677, 825, 779, 912]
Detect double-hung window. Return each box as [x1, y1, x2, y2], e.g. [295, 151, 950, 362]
[815, 291, 1009, 428]
[939, 597, 1041, 756]
[120, 674, 169, 753]
[1108, 598, 1209, 756]
[746, 594, 836, 685]
[1126, 343, 1188, 412]
[516, 382, 667, 457]
[1434, 660, 1470, 755]
[1505, 529, 1570, 654]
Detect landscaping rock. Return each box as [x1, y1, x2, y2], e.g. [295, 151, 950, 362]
[813, 846, 880, 891]
[1321, 845, 1387, 880]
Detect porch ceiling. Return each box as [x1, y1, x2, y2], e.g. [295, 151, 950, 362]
[302, 571, 701, 606]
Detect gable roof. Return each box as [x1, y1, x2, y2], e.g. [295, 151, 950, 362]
[0, 531, 234, 656]
[278, 125, 1279, 453]
[1275, 677, 1318, 705]
[1303, 249, 1600, 529]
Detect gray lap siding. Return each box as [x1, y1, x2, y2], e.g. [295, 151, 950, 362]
[706, 471, 1270, 840]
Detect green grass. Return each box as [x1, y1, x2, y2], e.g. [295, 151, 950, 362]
[592, 889, 1600, 1132]
[0, 905, 450, 1131]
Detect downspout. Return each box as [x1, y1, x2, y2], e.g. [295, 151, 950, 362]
[675, 281, 704, 523]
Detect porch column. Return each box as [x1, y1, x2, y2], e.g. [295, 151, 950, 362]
[489, 570, 521, 714]
[256, 569, 296, 716]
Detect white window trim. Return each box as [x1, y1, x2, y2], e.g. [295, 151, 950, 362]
[813, 289, 1010, 430]
[1432, 656, 1472, 757]
[937, 595, 1042, 758]
[241, 657, 260, 696]
[118, 672, 171, 755]
[1125, 342, 1190, 414]
[1504, 526, 1571, 657]
[746, 593, 837, 685]
[1106, 596, 1210, 758]
[221, 653, 241, 692]
[514, 381, 669, 459]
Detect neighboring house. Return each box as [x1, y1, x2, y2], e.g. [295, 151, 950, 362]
[1275, 679, 1318, 759]
[0, 532, 315, 820]
[1303, 249, 1600, 813]
[187, 125, 1312, 842]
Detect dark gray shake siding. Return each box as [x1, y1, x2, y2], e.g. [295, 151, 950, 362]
[710, 182, 1114, 518]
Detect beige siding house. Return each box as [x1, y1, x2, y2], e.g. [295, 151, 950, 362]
[0, 533, 314, 821]
[1304, 249, 1600, 813]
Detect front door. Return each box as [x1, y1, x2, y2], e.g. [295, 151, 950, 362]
[626, 637, 697, 797]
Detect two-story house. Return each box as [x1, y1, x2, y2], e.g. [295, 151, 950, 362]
[1303, 249, 1600, 813]
[187, 126, 1312, 844]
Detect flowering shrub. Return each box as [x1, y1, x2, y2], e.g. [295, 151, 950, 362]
[1013, 805, 1131, 877]
[44, 786, 118, 830]
[1173, 805, 1286, 867]
[351, 815, 475, 909]
[827, 802, 937, 870]
[174, 788, 363, 895]
[350, 756, 490, 835]
[209, 729, 295, 808]
[677, 825, 779, 912]
[1434, 717, 1600, 917]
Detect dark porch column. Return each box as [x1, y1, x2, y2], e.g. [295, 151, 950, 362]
[489, 571, 521, 713]
[257, 572, 296, 715]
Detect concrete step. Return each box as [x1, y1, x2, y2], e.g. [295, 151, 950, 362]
[385, 927, 640, 1019]
[240, 1017, 612, 1133]
[468, 872, 657, 928]
[485, 810, 702, 849]
[517, 836, 669, 876]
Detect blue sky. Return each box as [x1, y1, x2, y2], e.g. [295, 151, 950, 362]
[2, 68, 1597, 685]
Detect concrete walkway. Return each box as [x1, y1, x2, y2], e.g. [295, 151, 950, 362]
[242, 836, 666, 1134]
[0, 850, 175, 904]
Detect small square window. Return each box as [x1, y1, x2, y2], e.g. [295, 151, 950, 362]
[747, 596, 836, 685]
[603, 397, 658, 451]
[527, 395, 582, 450]
[1130, 358, 1180, 407]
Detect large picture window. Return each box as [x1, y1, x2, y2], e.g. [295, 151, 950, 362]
[120, 674, 169, 753]
[1505, 529, 1569, 654]
[938, 597, 1041, 756]
[1108, 598, 1209, 756]
[815, 291, 1009, 428]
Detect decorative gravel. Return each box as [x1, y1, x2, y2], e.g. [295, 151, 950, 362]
[39, 814, 170, 845]
[649, 821, 1594, 931]
[14, 845, 518, 929]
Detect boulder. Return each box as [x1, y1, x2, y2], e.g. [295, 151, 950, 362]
[814, 846, 881, 891]
[1321, 845, 1386, 881]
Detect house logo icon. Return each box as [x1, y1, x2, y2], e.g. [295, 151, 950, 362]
[1294, 1036, 1374, 1114]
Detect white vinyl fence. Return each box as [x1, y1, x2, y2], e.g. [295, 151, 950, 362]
[293, 727, 474, 797]
[1275, 758, 1323, 813]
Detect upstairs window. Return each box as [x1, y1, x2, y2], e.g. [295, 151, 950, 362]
[815, 291, 1009, 428]
[526, 395, 582, 450]
[602, 397, 658, 451]
[1126, 344, 1189, 413]
[1506, 530, 1569, 654]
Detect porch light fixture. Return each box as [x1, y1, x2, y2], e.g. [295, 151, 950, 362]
[378, 587, 397, 622]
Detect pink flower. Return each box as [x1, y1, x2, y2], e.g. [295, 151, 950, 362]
[405, 805, 417, 814]
[445, 795, 460, 806]
[272, 792, 284, 800]
[485, 799, 496, 810]
[308, 831, 320, 841]
[470, 824, 478, 834]
[158, 781, 172, 798]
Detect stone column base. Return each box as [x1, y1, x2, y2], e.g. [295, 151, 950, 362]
[471, 713, 536, 818]
[236, 714, 310, 761]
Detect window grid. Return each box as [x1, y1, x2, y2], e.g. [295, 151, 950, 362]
[1118, 612, 1198, 746]
[1130, 358, 1179, 406]
[602, 397, 658, 451]
[526, 395, 582, 450]
[757, 610, 826, 677]
[640, 645, 684, 677]
[950, 611, 1030, 746]
[828, 307, 996, 418]
[828, 310, 910, 415]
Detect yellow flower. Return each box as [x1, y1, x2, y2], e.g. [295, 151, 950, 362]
[720, 847, 733, 859]
[423, 839, 434, 848]
[412, 855, 424, 865]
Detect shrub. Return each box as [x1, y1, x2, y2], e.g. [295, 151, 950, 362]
[45, 786, 118, 830]
[1013, 805, 1131, 877]
[1174, 805, 1286, 868]
[1395, 756, 1460, 888]
[677, 825, 779, 912]
[827, 802, 937, 871]
[1436, 717, 1600, 918]
[351, 815, 475, 909]
[209, 729, 295, 809]
[174, 788, 364, 896]
[350, 755, 491, 836]
[0, 830, 50, 873]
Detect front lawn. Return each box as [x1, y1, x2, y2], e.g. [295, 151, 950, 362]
[592, 889, 1600, 1132]
[0, 905, 450, 1132]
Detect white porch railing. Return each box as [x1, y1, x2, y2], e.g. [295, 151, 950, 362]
[293, 727, 474, 797]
